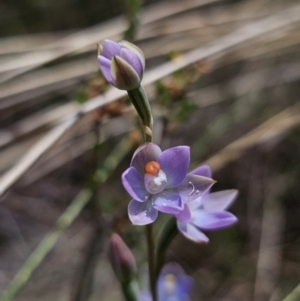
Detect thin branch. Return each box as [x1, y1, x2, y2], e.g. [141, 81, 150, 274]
[0, 135, 133, 301]
[69, 115, 103, 301]
[282, 284, 300, 301]
[0, 188, 93, 301]
[146, 224, 157, 301]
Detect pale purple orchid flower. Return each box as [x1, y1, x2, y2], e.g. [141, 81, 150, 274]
[122, 143, 215, 225]
[97, 39, 145, 90]
[176, 165, 238, 243]
[140, 262, 193, 301]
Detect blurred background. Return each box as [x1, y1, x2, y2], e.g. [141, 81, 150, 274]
[0, 0, 300, 300]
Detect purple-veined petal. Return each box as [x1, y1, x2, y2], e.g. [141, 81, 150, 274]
[176, 174, 215, 203]
[159, 262, 186, 278]
[119, 40, 145, 71]
[102, 40, 121, 59]
[188, 198, 203, 211]
[175, 204, 191, 222]
[177, 275, 193, 299]
[203, 190, 238, 212]
[158, 146, 190, 188]
[128, 199, 158, 225]
[189, 164, 213, 197]
[177, 220, 209, 243]
[158, 263, 193, 301]
[120, 48, 143, 78]
[97, 56, 114, 85]
[152, 192, 183, 214]
[111, 56, 141, 90]
[131, 143, 162, 176]
[192, 211, 237, 230]
[189, 164, 212, 178]
[122, 167, 149, 202]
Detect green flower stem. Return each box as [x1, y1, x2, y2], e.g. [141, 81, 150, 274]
[127, 85, 153, 143]
[128, 84, 156, 299]
[0, 189, 92, 301]
[155, 217, 178, 278]
[146, 224, 157, 301]
[124, 0, 141, 41]
[128, 85, 156, 300]
[121, 280, 140, 301]
[0, 136, 133, 301]
[282, 284, 300, 301]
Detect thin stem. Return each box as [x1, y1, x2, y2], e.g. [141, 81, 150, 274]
[0, 189, 92, 301]
[127, 85, 155, 299]
[155, 217, 178, 278]
[282, 284, 300, 301]
[127, 86, 153, 142]
[135, 85, 156, 299]
[121, 280, 140, 301]
[123, 0, 141, 41]
[70, 118, 103, 301]
[0, 135, 133, 301]
[146, 224, 157, 301]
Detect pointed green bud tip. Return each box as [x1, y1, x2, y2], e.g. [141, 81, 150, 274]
[109, 233, 137, 283]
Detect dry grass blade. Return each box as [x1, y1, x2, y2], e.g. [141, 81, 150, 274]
[204, 103, 300, 172]
[0, 116, 78, 197]
[0, 135, 133, 301]
[254, 178, 284, 301]
[1, 4, 300, 199]
[19, 115, 134, 186]
[0, 0, 221, 80]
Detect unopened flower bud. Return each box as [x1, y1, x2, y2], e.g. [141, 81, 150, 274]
[97, 39, 145, 90]
[109, 233, 137, 283]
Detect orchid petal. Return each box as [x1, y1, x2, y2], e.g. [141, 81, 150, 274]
[203, 190, 238, 212]
[157, 263, 193, 301]
[131, 143, 162, 176]
[97, 56, 114, 84]
[158, 146, 190, 188]
[177, 275, 194, 299]
[189, 164, 212, 178]
[119, 40, 145, 71]
[159, 262, 186, 278]
[176, 174, 215, 203]
[188, 198, 203, 211]
[120, 48, 143, 78]
[128, 199, 158, 225]
[192, 211, 237, 230]
[175, 204, 191, 222]
[177, 220, 209, 243]
[102, 40, 121, 59]
[122, 167, 149, 202]
[189, 164, 213, 197]
[152, 192, 183, 214]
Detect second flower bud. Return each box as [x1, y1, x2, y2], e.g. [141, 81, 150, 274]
[97, 40, 145, 90]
